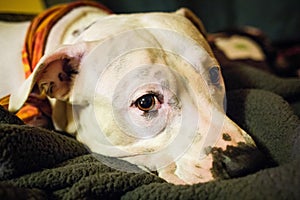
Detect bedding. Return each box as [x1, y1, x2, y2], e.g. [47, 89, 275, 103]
[0, 14, 300, 200]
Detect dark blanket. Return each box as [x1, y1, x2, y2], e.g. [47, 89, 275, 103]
[0, 63, 300, 199]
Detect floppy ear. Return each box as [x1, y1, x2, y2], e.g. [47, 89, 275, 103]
[175, 8, 207, 38]
[9, 42, 92, 112]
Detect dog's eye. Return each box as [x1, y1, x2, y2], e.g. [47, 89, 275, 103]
[135, 94, 156, 112]
[134, 93, 163, 113]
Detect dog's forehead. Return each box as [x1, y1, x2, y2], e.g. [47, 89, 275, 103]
[80, 12, 216, 73]
[78, 12, 210, 51]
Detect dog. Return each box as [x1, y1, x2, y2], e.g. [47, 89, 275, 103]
[0, 2, 261, 185]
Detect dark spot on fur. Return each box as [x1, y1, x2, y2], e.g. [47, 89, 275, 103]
[58, 73, 65, 81]
[204, 146, 212, 155]
[72, 29, 80, 37]
[60, 58, 79, 82]
[71, 23, 94, 37]
[222, 133, 232, 141]
[210, 143, 266, 180]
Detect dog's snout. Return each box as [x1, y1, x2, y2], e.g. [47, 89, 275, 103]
[210, 143, 266, 179]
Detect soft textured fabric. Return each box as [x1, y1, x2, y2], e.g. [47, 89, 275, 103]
[0, 64, 299, 199]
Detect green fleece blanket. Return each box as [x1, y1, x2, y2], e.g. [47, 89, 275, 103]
[0, 64, 299, 199]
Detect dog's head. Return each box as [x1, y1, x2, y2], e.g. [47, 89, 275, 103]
[9, 8, 261, 184]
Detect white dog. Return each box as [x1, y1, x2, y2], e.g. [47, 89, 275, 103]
[0, 2, 257, 184]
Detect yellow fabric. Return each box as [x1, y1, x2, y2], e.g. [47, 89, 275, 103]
[0, 0, 44, 14]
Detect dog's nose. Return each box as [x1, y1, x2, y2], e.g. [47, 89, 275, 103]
[201, 114, 268, 180]
[210, 142, 266, 179]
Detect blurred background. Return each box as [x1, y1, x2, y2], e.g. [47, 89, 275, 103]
[0, 0, 299, 43]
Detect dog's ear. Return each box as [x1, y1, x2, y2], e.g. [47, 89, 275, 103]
[176, 8, 207, 38]
[9, 42, 92, 112]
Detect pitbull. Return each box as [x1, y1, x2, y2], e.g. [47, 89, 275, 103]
[0, 2, 259, 184]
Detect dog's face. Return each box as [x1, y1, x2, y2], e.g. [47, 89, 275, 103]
[9, 9, 258, 184]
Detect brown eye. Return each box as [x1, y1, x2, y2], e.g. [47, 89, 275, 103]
[135, 94, 155, 112]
